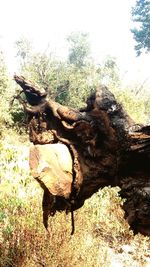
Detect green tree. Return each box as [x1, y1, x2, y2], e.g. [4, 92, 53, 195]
[15, 37, 32, 68]
[14, 36, 98, 108]
[97, 56, 120, 90]
[131, 0, 150, 56]
[0, 52, 14, 130]
[0, 51, 9, 93]
[67, 32, 91, 68]
[58, 63, 99, 108]
[14, 36, 121, 110]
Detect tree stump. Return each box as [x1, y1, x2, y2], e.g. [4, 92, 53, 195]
[14, 75, 150, 236]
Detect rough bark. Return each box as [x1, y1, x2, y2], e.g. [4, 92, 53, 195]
[14, 75, 150, 236]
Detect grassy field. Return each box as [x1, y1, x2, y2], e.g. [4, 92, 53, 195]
[0, 132, 150, 267]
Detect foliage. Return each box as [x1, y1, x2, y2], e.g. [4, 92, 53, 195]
[1, 34, 150, 130]
[67, 32, 91, 68]
[0, 52, 13, 131]
[97, 55, 121, 90]
[15, 37, 32, 68]
[0, 52, 9, 91]
[55, 63, 100, 108]
[115, 87, 147, 123]
[15, 37, 122, 109]
[12, 35, 150, 127]
[0, 52, 28, 134]
[131, 0, 150, 56]
[15, 39, 98, 107]
[20, 52, 60, 95]
[143, 96, 150, 123]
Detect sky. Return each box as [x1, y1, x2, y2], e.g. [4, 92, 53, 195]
[0, 0, 149, 85]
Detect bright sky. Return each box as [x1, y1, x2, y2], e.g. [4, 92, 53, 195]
[0, 0, 149, 85]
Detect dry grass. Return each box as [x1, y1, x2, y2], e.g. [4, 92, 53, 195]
[0, 133, 150, 267]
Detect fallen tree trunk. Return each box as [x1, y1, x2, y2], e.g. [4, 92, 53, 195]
[14, 75, 150, 236]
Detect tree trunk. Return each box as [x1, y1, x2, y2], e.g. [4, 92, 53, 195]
[14, 75, 150, 236]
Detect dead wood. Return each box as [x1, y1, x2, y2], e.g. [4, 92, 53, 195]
[14, 75, 150, 236]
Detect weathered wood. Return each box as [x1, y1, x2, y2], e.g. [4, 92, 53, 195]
[29, 144, 73, 198]
[14, 75, 150, 236]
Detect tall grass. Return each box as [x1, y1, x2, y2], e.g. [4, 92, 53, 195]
[0, 133, 150, 267]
